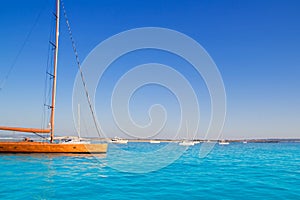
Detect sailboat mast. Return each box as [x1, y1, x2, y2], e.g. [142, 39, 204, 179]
[50, 0, 60, 143]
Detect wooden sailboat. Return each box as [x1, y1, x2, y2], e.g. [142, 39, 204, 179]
[0, 0, 107, 154]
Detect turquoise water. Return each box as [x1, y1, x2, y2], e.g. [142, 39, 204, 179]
[0, 143, 299, 199]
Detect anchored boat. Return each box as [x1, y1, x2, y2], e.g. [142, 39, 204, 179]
[0, 0, 107, 154]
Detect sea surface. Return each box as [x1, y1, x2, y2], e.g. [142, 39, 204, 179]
[0, 142, 299, 200]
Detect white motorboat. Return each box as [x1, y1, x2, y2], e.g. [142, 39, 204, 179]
[111, 137, 128, 144]
[219, 140, 229, 145]
[179, 140, 195, 146]
[149, 140, 161, 144]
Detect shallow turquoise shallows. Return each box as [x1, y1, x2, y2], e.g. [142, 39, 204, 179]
[0, 142, 299, 200]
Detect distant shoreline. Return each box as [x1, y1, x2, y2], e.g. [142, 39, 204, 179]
[111, 138, 300, 143]
[1, 133, 300, 143]
[83, 138, 300, 143]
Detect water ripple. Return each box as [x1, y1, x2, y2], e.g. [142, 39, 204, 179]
[0, 143, 299, 199]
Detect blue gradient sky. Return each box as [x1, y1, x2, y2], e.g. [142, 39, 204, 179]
[0, 0, 299, 139]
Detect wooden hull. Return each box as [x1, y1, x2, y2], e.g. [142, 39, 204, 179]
[0, 142, 107, 154]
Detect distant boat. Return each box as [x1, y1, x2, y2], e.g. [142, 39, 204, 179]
[60, 137, 90, 144]
[243, 141, 247, 144]
[111, 137, 128, 144]
[0, 0, 107, 154]
[179, 140, 195, 146]
[149, 140, 161, 144]
[179, 121, 196, 146]
[219, 140, 229, 145]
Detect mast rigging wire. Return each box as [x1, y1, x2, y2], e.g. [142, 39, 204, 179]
[41, 5, 56, 135]
[0, 3, 47, 91]
[61, 0, 102, 138]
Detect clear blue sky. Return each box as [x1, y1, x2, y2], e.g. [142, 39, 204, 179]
[0, 0, 299, 139]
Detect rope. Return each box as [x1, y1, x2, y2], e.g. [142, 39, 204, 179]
[61, 0, 102, 138]
[33, 132, 48, 140]
[0, 2, 47, 91]
[41, 9, 56, 136]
